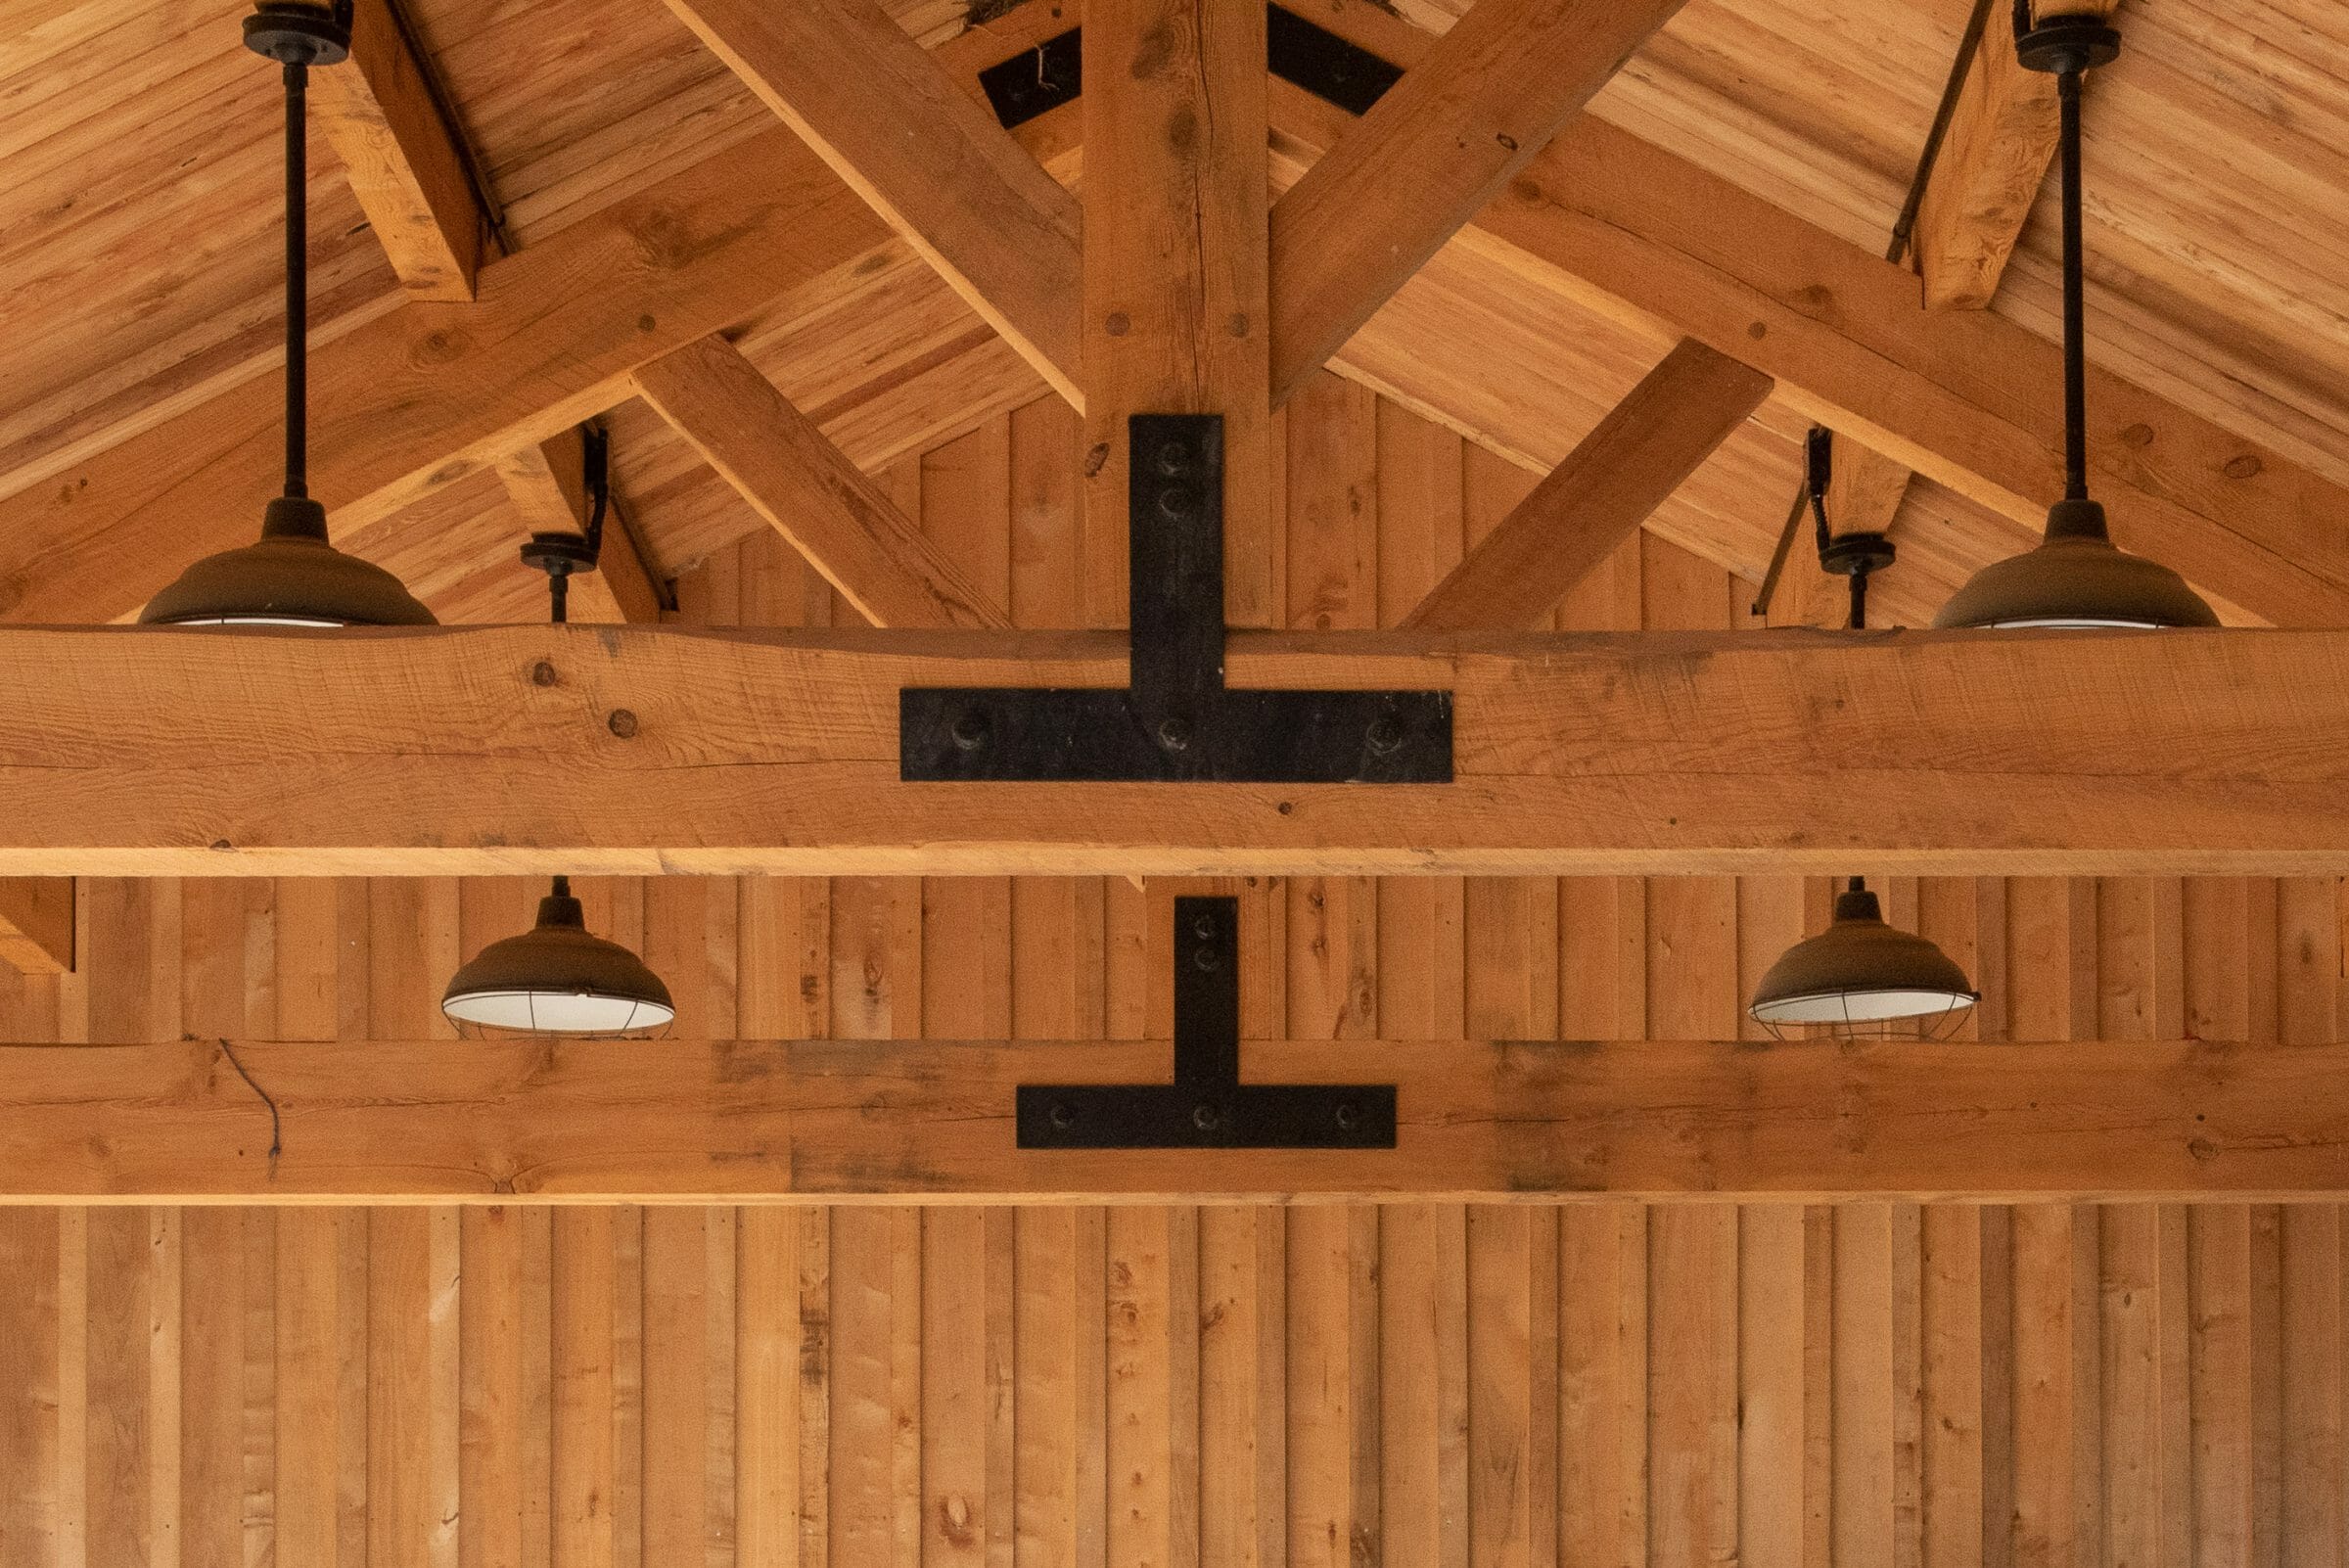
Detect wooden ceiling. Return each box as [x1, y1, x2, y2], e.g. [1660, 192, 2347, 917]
[5, 0, 2344, 631]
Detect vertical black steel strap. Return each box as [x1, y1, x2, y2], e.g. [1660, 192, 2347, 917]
[1172, 897, 1240, 1090]
[1126, 415, 1225, 740]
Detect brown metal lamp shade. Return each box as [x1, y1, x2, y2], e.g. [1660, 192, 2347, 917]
[1932, 498, 2218, 630]
[440, 881, 674, 1038]
[1748, 884, 1978, 1040]
[141, 497, 438, 626]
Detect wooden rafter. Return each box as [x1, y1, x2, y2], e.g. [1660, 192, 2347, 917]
[1823, 438, 1916, 544]
[1402, 340, 1770, 629]
[9, 1033, 2349, 1200]
[6, 624, 2349, 877]
[1911, 0, 2123, 311]
[0, 121, 888, 625]
[1267, 0, 1689, 405]
[633, 335, 1010, 629]
[660, 0, 1084, 409]
[310, 0, 486, 300]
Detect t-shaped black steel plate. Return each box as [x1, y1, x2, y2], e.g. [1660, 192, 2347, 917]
[900, 414, 1452, 783]
[1016, 897, 1398, 1149]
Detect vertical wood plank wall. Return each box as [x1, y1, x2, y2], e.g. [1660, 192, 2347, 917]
[3, 383, 2347, 1566]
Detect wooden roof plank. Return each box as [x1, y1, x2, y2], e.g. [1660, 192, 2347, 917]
[1, 624, 2348, 876]
[1402, 338, 1771, 630]
[12, 12, 2346, 633]
[662, 0, 1084, 408]
[633, 334, 1010, 629]
[1267, 0, 1690, 406]
[11, 1033, 2349, 1200]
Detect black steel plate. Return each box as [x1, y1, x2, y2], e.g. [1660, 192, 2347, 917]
[1016, 1084, 1398, 1149]
[900, 686, 1451, 783]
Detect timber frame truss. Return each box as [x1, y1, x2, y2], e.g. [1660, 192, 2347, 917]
[4, 0, 2348, 1202]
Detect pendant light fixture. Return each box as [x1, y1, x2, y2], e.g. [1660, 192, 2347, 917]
[439, 876, 675, 1038]
[1749, 879, 1979, 1038]
[1932, 7, 2216, 630]
[142, 3, 435, 627]
[440, 471, 671, 1038]
[1750, 444, 1980, 1039]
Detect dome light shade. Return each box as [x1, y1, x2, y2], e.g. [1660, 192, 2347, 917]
[141, 497, 438, 626]
[441, 882, 674, 1038]
[1749, 884, 1978, 1039]
[1933, 499, 2217, 630]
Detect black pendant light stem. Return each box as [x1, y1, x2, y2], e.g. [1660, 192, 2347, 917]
[281, 61, 309, 501]
[551, 874, 572, 900]
[2056, 63, 2090, 503]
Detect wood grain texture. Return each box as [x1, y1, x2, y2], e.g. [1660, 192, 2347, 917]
[0, 877, 72, 974]
[1267, 0, 1688, 402]
[1911, 0, 2125, 310]
[1082, 0, 1272, 630]
[311, 0, 485, 300]
[0, 13, 1038, 629]
[1402, 339, 1769, 629]
[660, 0, 1083, 406]
[1247, 6, 2349, 626]
[5, 624, 2349, 875]
[634, 335, 1009, 629]
[8, 1034, 2349, 1200]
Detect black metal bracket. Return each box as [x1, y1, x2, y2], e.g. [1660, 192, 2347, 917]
[901, 414, 1452, 782]
[1016, 897, 1396, 1149]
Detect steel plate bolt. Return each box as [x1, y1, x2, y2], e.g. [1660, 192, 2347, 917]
[1334, 1101, 1360, 1132]
[950, 709, 990, 752]
[1193, 943, 1220, 972]
[1157, 715, 1193, 753]
[1192, 911, 1219, 941]
[1192, 1103, 1222, 1131]
[1049, 1100, 1076, 1130]
[1366, 717, 1403, 755]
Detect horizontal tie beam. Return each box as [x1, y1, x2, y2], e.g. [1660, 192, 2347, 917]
[4, 623, 2349, 876]
[7, 1034, 2348, 1201]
